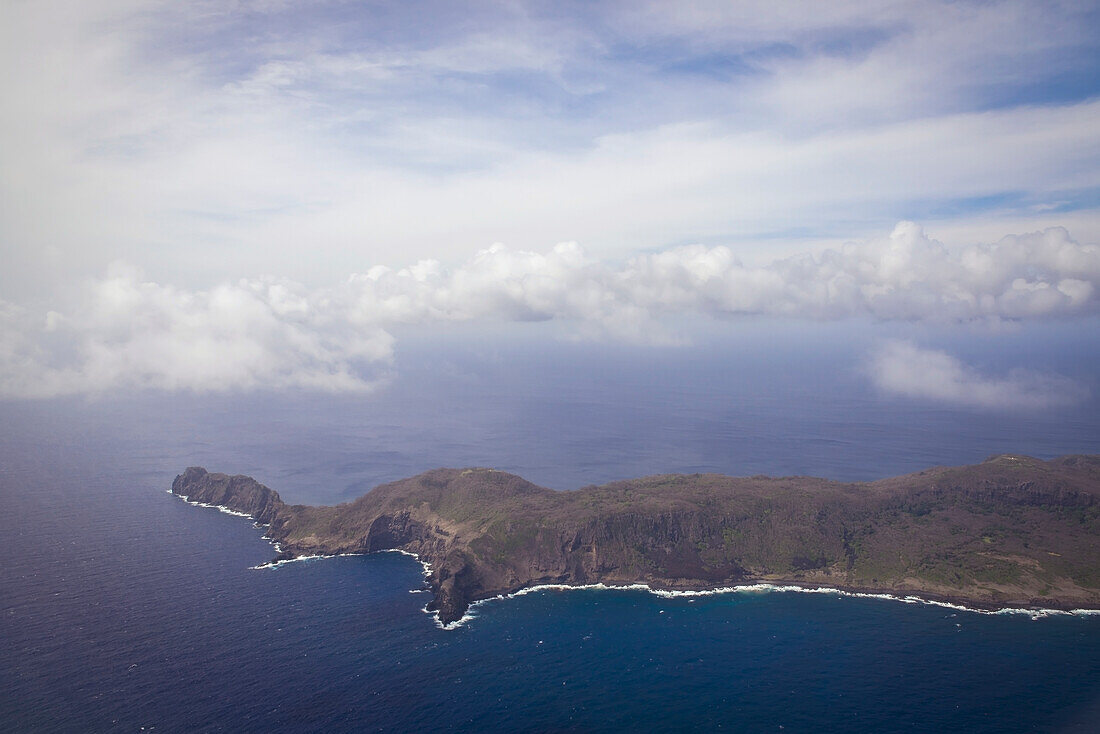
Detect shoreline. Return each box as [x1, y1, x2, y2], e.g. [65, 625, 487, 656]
[169, 486, 1100, 630]
[444, 580, 1100, 630]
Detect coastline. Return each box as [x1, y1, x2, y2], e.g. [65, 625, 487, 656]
[170, 487, 1100, 628]
[168, 456, 1100, 630]
[447, 580, 1100, 631]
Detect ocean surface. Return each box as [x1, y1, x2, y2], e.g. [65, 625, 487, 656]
[3, 321, 1100, 732]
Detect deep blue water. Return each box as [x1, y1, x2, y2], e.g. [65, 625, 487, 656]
[3, 322, 1100, 732]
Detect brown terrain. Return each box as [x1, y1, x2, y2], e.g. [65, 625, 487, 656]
[172, 454, 1100, 625]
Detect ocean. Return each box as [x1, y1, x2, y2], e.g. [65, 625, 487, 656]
[3, 320, 1100, 732]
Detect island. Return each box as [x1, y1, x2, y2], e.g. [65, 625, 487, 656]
[172, 454, 1100, 625]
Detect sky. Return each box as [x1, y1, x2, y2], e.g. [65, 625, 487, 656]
[1, 0, 1099, 406]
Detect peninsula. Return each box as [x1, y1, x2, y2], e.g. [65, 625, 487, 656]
[172, 454, 1100, 625]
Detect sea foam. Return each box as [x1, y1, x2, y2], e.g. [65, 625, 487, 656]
[171, 491, 254, 519]
[436, 581, 1100, 630]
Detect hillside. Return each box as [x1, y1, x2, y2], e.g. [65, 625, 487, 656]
[172, 455, 1100, 625]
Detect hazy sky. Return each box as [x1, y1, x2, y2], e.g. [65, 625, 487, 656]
[1, 0, 1098, 403]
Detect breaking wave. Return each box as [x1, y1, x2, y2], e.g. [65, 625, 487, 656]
[439, 581, 1100, 630]
[170, 490, 253, 518]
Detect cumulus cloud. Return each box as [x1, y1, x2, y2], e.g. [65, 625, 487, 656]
[1, 223, 1098, 398]
[867, 340, 1088, 410]
[0, 264, 394, 398]
[334, 222, 1098, 328]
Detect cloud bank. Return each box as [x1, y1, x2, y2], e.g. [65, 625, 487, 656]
[1, 223, 1097, 398]
[0, 264, 394, 399]
[333, 222, 1098, 332]
[867, 340, 1088, 410]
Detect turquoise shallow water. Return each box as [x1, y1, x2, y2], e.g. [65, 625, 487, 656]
[3, 324, 1100, 731]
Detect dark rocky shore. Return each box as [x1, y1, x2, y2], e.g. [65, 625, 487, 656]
[173, 454, 1100, 625]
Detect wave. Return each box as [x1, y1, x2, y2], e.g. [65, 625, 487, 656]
[432, 606, 479, 631]
[438, 581, 1100, 630]
[171, 491, 255, 519]
[384, 548, 433, 579]
[250, 554, 329, 569]
[249, 552, 368, 570]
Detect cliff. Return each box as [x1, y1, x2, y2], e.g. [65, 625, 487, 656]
[172, 454, 1100, 625]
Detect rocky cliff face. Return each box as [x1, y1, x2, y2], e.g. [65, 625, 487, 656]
[172, 455, 1100, 626]
[172, 467, 286, 524]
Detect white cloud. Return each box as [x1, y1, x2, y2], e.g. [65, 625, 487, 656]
[867, 340, 1088, 410]
[3, 1, 1100, 301]
[333, 222, 1099, 328]
[0, 264, 394, 399]
[1, 223, 1097, 398]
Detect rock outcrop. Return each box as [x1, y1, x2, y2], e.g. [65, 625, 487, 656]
[172, 467, 286, 524]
